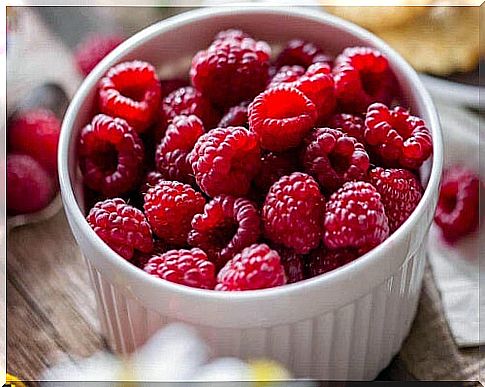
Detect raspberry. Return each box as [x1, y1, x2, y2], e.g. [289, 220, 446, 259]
[155, 115, 204, 184]
[302, 127, 370, 192]
[364, 103, 433, 169]
[188, 195, 261, 268]
[218, 103, 249, 128]
[328, 113, 365, 144]
[162, 86, 220, 130]
[216, 244, 286, 291]
[305, 245, 358, 278]
[248, 85, 317, 151]
[253, 151, 298, 193]
[7, 154, 57, 215]
[144, 180, 206, 246]
[214, 29, 250, 42]
[270, 63, 336, 123]
[160, 78, 188, 98]
[189, 127, 261, 197]
[74, 34, 124, 76]
[133, 238, 168, 269]
[333, 47, 397, 113]
[98, 60, 161, 133]
[8, 108, 61, 175]
[369, 167, 423, 232]
[144, 248, 216, 290]
[272, 245, 305, 284]
[324, 181, 389, 252]
[86, 198, 153, 260]
[434, 167, 480, 243]
[78, 114, 144, 197]
[190, 36, 271, 108]
[263, 172, 325, 254]
[139, 170, 164, 196]
[275, 39, 332, 69]
[269, 65, 306, 86]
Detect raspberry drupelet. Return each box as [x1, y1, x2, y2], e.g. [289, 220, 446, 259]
[144, 180, 206, 246]
[305, 245, 358, 278]
[189, 126, 261, 197]
[369, 167, 423, 232]
[275, 39, 332, 69]
[253, 151, 298, 193]
[216, 243, 287, 291]
[324, 181, 389, 253]
[144, 248, 216, 290]
[333, 47, 397, 113]
[328, 113, 366, 144]
[98, 60, 161, 133]
[218, 103, 249, 128]
[155, 114, 204, 185]
[78, 114, 144, 197]
[272, 244, 305, 284]
[188, 195, 261, 269]
[263, 172, 326, 254]
[302, 127, 370, 193]
[364, 103, 432, 169]
[86, 198, 153, 260]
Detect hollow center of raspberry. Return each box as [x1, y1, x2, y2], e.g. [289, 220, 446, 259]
[440, 185, 458, 214]
[119, 85, 146, 102]
[329, 152, 351, 174]
[93, 143, 118, 174]
[361, 72, 381, 97]
[266, 95, 308, 119]
[209, 220, 238, 250]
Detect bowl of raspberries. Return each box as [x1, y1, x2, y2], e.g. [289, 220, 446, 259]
[59, 7, 443, 380]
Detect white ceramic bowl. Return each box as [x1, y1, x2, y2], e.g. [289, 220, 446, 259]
[59, 7, 443, 380]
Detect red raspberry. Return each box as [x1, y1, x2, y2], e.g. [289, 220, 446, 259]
[253, 151, 298, 193]
[369, 167, 423, 233]
[8, 108, 61, 175]
[216, 244, 286, 291]
[188, 195, 261, 268]
[263, 172, 325, 254]
[324, 181, 389, 252]
[144, 248, 216, 290]
[328, 113, 365, 144]
[98, 60, 161, 133]
[162, 86, 220, 130]
[269, 65, 306, 86]
[218, 103, 249, 128]
[139, 170, 164, 197]
[189, 127, 261, 197]
[214, 29, 250, 42]
[248, 85, 317, 151]
[190, 36, 271, 108]
[86, 198, 153, 260]
[272, 245, 305, 284]
[7, 154, 57, 215]
[302, 127, 370, 193]
[275, 39, 332, 69]
[434, 167, 481, 243]
[270, 63, 336, 123]
[160, 78, 188, 98]
[133, 238, 168, 269]
[144, 180, 206, 246]
[364, 103, 432, 169]
[333, 47, 397, 113]
[74, 34, 124, 76]
[155, 115, 204, 184]
[305, 245, 358, 278]
[79, 114, 144, 197]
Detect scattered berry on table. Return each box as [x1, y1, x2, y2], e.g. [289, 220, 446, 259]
[188, 195, 260, 268]
[333, 47, 397, 113]
[7, 154, 57, 215]
[328, 113, 365, 144]
[434, 166, 481, 244]
[216, 243, 286, 291]
[248, 85, 317, 151]
[162, 86, 220, 130]
[189, 126, 261, 197]
[86, 198, 153, 260]
[364, 102, 432, 169]
[144, 180, 206, 246]
[8, 108, 61, 175]
[144, 248, 216, 289]
[74, 34, 124, 76]
[79, 114, 144, 197]
[263, 172, 325, 254]
[302, 127, 370, 193]
[275, 39, 332, 69]
[324, 181, 389, 252]
[191, 31, 271, 108]
[305, 245, 358, 278]
[369, 167, 423, 232]
[155, 114, 204, 185]
[218, 103, 249, 128]
[98, 60, 161, 133]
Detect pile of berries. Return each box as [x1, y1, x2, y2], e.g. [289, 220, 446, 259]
[81, 30, 434, 291]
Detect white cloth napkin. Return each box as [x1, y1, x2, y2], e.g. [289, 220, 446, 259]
[426, 100, 483, 347]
